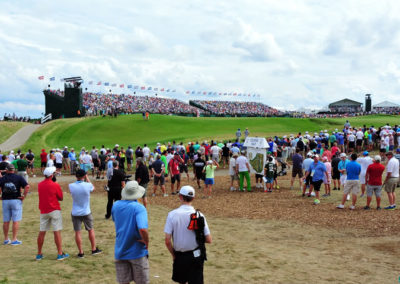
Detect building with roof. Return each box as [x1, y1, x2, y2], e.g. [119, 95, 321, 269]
[372, 101, 400, 114]
[328, 98, 363, 113]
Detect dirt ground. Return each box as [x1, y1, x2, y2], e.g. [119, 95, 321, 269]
[29, 168, 400, 238]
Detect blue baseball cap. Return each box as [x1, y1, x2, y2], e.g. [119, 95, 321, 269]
[363, 151, 369, 156]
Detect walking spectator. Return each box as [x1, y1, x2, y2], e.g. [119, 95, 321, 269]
[135, 158, 150, 208]
[357, 151, 373, 197]
[203, 160, 219, 198]
[290, 148, 303, 190]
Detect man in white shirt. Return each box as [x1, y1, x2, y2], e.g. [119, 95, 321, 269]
[142, 144, 150, 164]
[356, 128, 364, 152]
[69, 169, 102, 257]
[164, 186, 212, 284]
[54, 149, 63, 175]
[357, 151, 373, 197]
[384, 151, 399, 210]
[210, 142, 221, 163]
[229, 153, 239, 191]
[236, 151, 251, 192]
[347, 131, 356, 152]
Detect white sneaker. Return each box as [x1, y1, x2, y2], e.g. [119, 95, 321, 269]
[349, 205, 355, 210]
[336, 204, 344, 209]
[163, 193, 168, 197]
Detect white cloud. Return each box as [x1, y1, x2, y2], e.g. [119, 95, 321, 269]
[1, 0, 400, 116]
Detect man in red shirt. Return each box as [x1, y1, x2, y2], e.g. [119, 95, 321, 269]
[364, 155, 386, 210]
[331, 142, 339, 157]
[36, 166, 69, 260]
[168, 153, 184, 195]
[40, 149, 47, 173]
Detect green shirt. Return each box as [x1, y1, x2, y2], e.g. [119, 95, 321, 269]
[160, 155, 168, 174]
[205, 165, 217, 179]
[329, 135, 336, 143]
[16, 159, 28, 171]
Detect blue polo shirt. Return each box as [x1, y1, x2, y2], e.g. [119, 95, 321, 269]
[346, 160, 361, 180]
[338, 159, 348, 176]
[112, 200, 148, 260]
[308, 161, 327, 182]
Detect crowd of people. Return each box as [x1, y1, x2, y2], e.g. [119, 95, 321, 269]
[2, 120, 400, 283]
[190, 100, 279, 116]
[2, 113, 32, 122]
[83, 93, 204, 116]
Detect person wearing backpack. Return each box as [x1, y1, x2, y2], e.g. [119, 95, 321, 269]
[164, 186, 212, 284]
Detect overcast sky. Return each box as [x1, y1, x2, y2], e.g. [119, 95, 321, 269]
[2, 0, 400, 117]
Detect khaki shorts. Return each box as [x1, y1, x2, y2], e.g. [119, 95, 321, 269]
[385, 177, 399, 193]
[115, 256, 149, 284]
[40, 210, 63, 231]
[343, 180, 360, 195]
[71, 213, 93, 231]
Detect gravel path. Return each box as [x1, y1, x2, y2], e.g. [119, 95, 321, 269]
[0, 124, 41, 151]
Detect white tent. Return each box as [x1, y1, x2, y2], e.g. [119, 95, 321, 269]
[373, 101, 400, 108]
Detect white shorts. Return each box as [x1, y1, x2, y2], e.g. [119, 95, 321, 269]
[359, 174, 366, 185]
[340, 175, 347, 186]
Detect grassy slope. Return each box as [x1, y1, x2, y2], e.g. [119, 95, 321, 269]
[20, 114, 400, 162]
[0, 121, 27, 144]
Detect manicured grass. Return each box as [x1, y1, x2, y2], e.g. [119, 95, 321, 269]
[21, 114, 400, 158]
[0, 121, 27, 144]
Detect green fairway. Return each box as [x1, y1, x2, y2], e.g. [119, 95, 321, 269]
[0, 121, 27, 144]
[18, 114, 400, 157]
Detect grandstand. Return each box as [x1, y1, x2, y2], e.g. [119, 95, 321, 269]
[83, 93, 205, 116]
[190, 100, 279, 116]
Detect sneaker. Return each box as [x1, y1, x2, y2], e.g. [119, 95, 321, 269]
[336, 204, 344, 209]
[57, 252, 69, 260]
[11, 240, 22, 246]
[105, 215, 110, 219]
[3, 239, 10, 245]
[163, 193, 168, 197]
[171, 192, 177, 195]
[349, 205, 355, 210]
[36, 254, 43, 261]
[92, 248, 102, 255]
[322, 194, 328, 197]
[77, 253, 84, 258]
[313, 199, 320, 205]
[384, 205, 395, 210]
[363, 206, 370, 210]
[152, 193, 156, 197]
[302, 193, 305, 197]
[393, 205, 397, 209]
[376, 206, 382, 210]
[333, 187, 337, 190]
[360, 194, 364, 198]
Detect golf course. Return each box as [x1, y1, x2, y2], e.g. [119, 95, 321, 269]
[1, 114, 400, 283]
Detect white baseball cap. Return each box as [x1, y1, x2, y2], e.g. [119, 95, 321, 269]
[179, 185, 195, 197]
[43, 166, 56, 177]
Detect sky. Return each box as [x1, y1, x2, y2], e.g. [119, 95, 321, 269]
[2, 0, 400, 117]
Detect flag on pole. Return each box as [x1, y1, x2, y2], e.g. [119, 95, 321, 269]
[134, 86, 139, 89]
[60, 78, 64, 82]
[233, 93, 237, 96]
[203, 91, 207, 95]
[127, 85, 132, 88]
[141, 86, 146, 90]
[104, 82, 109, 86]
[97, 81, 102, 85]
[38, 76, 44, 80]
[192, 91, 195, 94]
[154, 87, 158, 91]
[111, 83, 117, 87]
[148, 87, 152, 90]
[160, 88, 164, 91]
[166, 89, 170, 92]
[88, 81, 93, 85]
[120, 84, 124, 88]
[49, 77, 55, 81]
[186, 91, 190, 94]
[172, 89, 176, 92]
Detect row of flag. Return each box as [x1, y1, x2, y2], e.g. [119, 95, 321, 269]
[38, 76, 261, 97]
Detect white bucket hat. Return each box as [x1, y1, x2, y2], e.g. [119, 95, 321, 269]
[121, 181, 145, 200]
